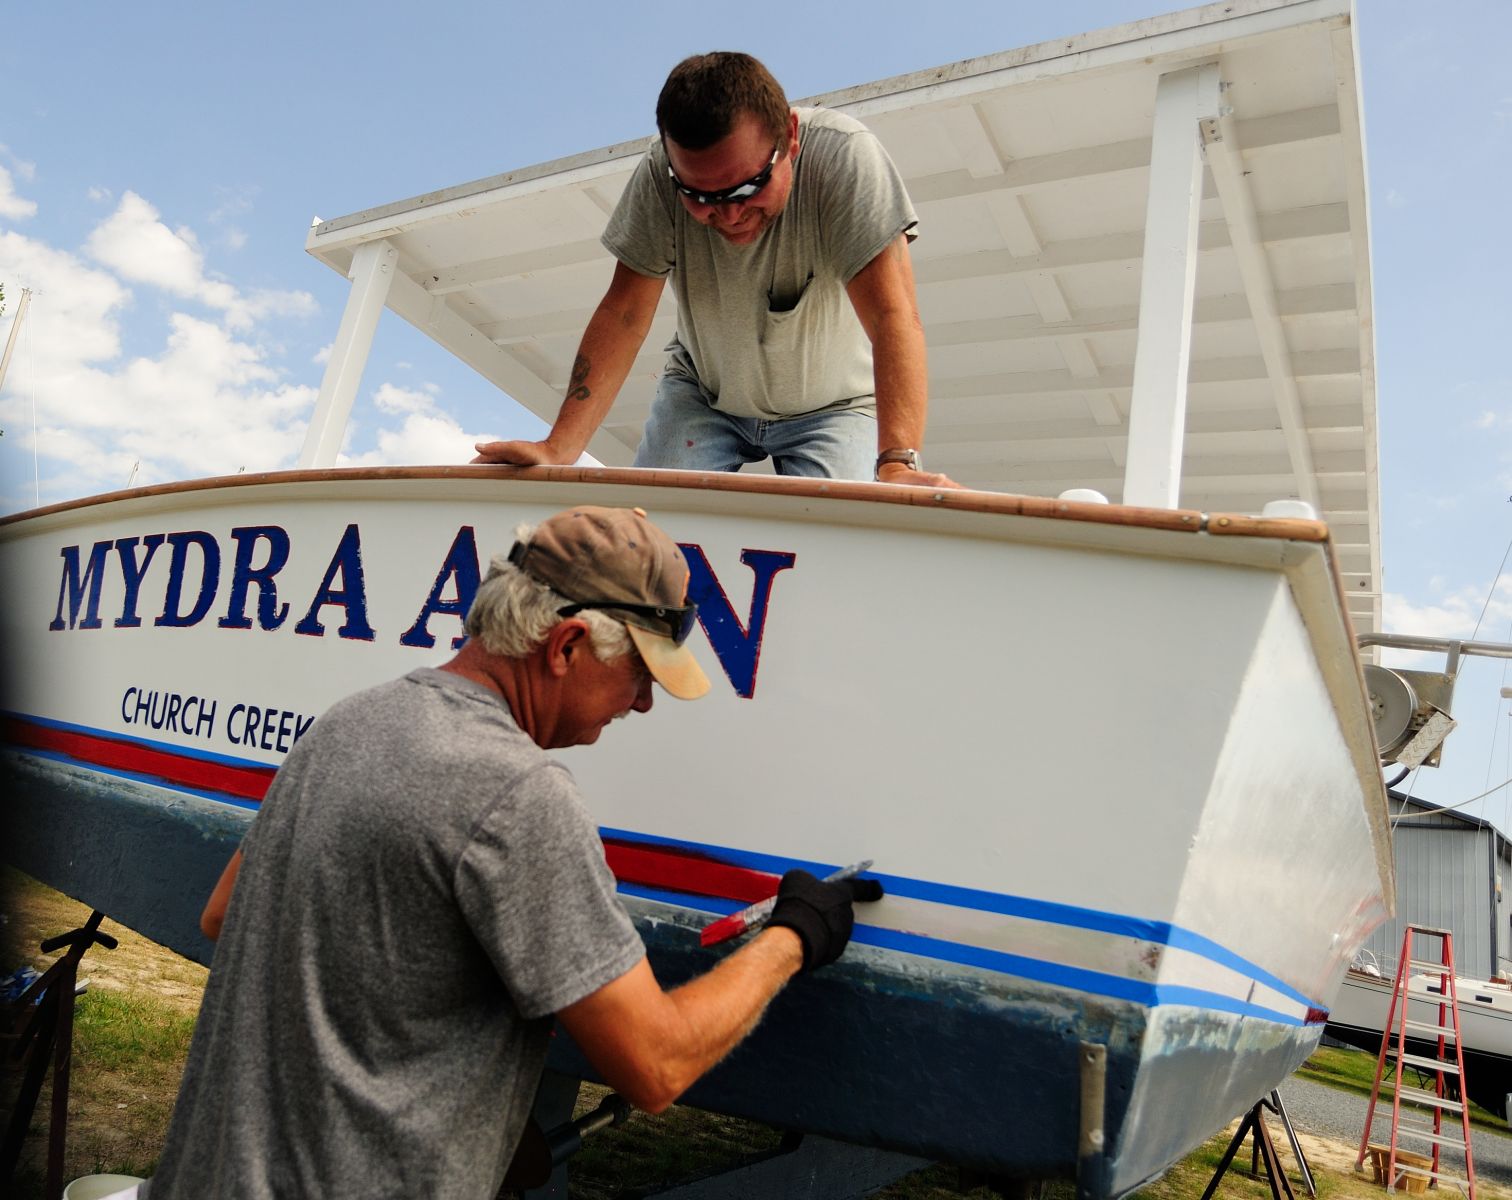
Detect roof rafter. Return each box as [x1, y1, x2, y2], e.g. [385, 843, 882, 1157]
[1201, 100, 1319, 509]
[904, 103, 1339, 205]
[914, 202, 1349, 284]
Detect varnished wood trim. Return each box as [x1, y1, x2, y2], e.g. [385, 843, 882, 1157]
[2, 465, 1209, 535]
[1204, 513, 1331, 542]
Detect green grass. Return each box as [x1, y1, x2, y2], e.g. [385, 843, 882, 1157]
[1298, 1044, 1510, 1136]
[72, 989, 198, 1081]
[3, 989, 199, 1197]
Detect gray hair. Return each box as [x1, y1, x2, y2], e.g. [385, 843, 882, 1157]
[464, 522, 634, 663]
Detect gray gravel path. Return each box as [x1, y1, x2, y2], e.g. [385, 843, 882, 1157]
[1275, 1075, 1512, 1187]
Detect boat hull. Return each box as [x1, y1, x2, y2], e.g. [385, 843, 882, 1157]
[1, 467, 1391, 1194]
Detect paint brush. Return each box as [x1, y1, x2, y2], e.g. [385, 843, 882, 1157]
[699, 860, 874, 948]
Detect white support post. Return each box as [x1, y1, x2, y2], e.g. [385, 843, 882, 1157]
[298, 239, 398, 469]
[1122, 64, 1220, 509]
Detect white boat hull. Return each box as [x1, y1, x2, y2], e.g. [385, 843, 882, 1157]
[0, 467, 1392, 1194]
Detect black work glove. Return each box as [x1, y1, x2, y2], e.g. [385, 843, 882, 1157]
[767, 869, 884, 972]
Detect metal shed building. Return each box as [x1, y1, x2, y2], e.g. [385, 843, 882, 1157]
[1356, 793, 1512, 980]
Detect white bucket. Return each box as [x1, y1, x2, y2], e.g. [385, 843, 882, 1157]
[62, 1175, 144, 1200]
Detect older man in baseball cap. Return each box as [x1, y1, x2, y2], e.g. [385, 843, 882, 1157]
[140, 505, 881, 1200]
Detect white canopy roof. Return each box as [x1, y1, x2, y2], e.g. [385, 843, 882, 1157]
[306, 0, 1378, 634]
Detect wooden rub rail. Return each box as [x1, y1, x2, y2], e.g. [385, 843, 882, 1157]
[1205, 512, 1331, 542]
[1, 464, 1331, 545]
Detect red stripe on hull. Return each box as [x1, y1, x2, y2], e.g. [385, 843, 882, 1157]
[3, 717, 275, 802]
[603, 841, 779, 905]
[5, 717, 776, 906]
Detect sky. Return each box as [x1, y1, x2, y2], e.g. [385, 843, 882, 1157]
[1, 1, 1509, 825]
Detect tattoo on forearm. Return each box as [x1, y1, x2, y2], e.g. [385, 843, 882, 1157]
[565, 353, 591, 404]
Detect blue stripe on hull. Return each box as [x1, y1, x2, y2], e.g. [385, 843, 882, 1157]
[8, 738, 1323, 1020]
[603, 825, 1321, 1014]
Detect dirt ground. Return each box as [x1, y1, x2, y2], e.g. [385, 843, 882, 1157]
[2, 870, 205, 1192]
[2, 872, 208, 1017]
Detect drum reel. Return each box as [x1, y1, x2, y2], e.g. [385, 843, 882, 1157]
[1362, 663, 1455, 768]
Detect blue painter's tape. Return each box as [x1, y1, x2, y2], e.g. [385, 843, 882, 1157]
[599, 825, 1322, 1012]
[1159, 927, 1314, 1011]
[851, 926, 1306, 1026]
[7, 742, 1321, 1020]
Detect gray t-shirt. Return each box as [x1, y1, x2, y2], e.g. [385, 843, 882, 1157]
[603, 107, 917, 420]
[146, 668, 645, 1200]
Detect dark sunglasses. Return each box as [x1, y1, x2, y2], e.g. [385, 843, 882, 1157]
[557, 600, 699, 646]
[667, 144, 780, 206]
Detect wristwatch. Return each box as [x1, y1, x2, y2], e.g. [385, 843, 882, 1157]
[875, 448, 921, 479]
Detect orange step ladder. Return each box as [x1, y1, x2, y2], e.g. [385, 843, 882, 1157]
[1353, 925, 1476, 1197]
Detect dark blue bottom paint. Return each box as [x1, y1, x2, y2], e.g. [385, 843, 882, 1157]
[4, 755, 251, 967]
[548, 896, 1143, 1183]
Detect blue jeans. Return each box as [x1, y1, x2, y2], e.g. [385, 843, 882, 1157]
[633, 374, 876, 480]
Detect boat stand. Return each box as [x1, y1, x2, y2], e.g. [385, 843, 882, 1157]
[511, 1070, 931, 1200]
[1199, 1090, 1316, 1200]
[1, 911, 117, 1200]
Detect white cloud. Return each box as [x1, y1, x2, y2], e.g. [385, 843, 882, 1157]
[83, 192, 315, 331]
[209, 185, 256, 253]
[208, 185, 255, 227]
[0, 225, 318, 508]
[1385, 187, 1408, 208]
[372, 383, 435, 416]
[313, 343, 332, 365]
[1, 150, 36, 183]
[1382, 579, 1512, 670]
[86, 192, 233, 304]
[340, 384, 488, 467]
[0, 164, 38, 220]
[88, 186, 112, 204]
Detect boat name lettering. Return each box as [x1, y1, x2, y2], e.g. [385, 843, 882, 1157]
[226, 702, 317, 753]
[121, 686, 218, 739]
[118, 686, 317, 753]
[52, 526, 797, 700]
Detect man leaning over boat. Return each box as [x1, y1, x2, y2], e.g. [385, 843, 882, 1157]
[471, 51, 959, 489]
[131, 505, 881, 1200]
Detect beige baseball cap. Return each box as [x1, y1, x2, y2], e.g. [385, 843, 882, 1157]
[508, 506, 710, 700]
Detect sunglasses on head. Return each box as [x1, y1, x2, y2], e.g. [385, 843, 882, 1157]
[557, 600, 700, 646]
[667, 144, 780, 206]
